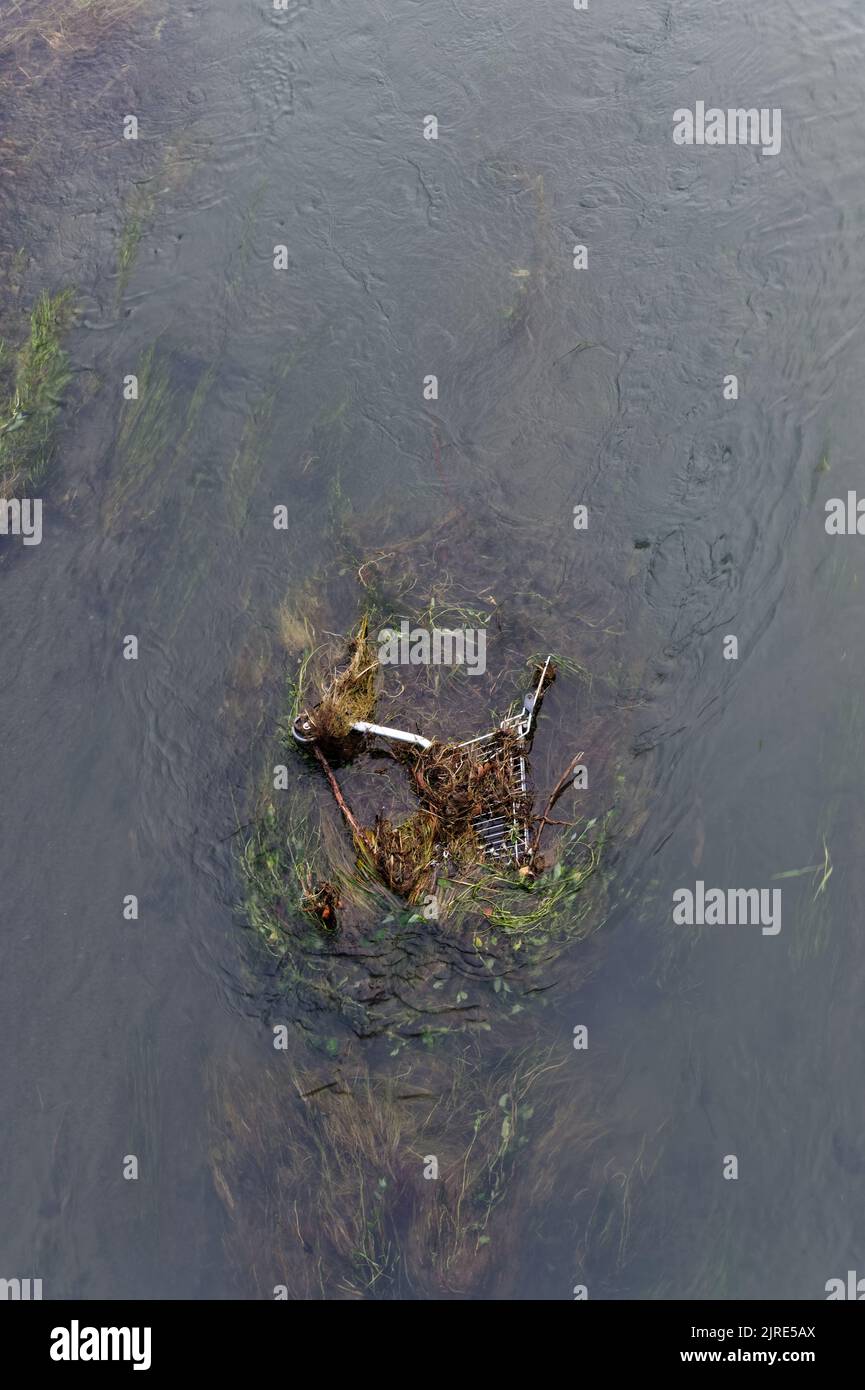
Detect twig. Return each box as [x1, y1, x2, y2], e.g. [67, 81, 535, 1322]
[218, 821, 252, 842]
[533, 749, 584, 850]
[312, 745, 365, 840]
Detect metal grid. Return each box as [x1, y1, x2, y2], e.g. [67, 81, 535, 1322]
[457, 657, 552, 866]
[462, 723, 531, 865]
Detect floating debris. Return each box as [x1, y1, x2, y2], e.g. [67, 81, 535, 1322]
[299, 872, 341, 929]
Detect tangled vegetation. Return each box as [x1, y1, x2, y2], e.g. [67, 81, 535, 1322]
[0, 1, 153, 70]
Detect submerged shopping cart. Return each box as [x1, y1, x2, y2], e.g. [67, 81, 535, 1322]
[293, 657, 554, 867]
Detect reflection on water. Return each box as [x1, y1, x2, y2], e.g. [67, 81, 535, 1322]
[2, 0, 865, 1298]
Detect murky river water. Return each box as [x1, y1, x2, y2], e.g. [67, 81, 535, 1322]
[2, 0, 865, 1299]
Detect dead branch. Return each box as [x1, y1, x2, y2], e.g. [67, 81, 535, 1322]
[533, 749, 585, 850]
[312, 745, 364, 840]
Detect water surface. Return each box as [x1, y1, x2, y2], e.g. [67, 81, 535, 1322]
[2, 0, 864, 1299]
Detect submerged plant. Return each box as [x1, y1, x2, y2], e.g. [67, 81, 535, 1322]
[211, 1045, 582, 1299]
[441, 813, 610, 945]
[0, 289, 75, 492]
[115, 184, 154, 301]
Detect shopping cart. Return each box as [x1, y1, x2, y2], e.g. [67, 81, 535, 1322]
[293, 657, 553, 867]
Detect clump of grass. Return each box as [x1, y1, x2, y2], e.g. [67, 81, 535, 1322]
[0, 288, 75, 492]
[293, 615, 378, 756]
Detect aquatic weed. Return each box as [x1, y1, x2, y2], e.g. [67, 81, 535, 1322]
[0, 288, 75, 492]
